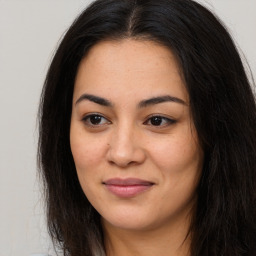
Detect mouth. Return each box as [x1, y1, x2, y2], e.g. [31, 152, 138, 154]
[102, 178, 155, 198]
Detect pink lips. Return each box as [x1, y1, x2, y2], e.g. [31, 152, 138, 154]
[103, 178, 154, 198]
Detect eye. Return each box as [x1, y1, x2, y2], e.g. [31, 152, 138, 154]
[82, 114, 110, 127]
[144, 115, 176, 127]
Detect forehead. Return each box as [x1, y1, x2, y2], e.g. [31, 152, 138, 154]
[74, 39, 188, 103]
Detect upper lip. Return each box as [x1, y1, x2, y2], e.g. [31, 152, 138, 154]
[103, 178, 154, 186]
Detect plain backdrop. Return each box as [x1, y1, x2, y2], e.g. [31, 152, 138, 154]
[0, 0, 255, 255]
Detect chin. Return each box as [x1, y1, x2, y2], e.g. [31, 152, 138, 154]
[100, 207, 167, 232]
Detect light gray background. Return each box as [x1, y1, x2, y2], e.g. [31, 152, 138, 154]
[0, 0, 255, 255]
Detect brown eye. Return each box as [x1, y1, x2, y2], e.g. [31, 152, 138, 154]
[89, 115, 103, 125]
[82, 114, 110, 126]
[150, 116, 164, 126]
[144, 115, 176, 127]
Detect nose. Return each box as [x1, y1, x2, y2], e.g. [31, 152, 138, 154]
[106, 125, 146, 168]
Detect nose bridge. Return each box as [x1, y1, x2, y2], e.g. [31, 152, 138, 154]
[107, 120, 145, 167]
[111, 120, 136, 157]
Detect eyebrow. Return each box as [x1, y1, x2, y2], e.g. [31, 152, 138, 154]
[75, 94, 113, 107]
[138, 95, 186, 108]
[75, 93, 186, 108]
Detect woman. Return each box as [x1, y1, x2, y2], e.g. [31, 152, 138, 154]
[38, 0, 256, 255]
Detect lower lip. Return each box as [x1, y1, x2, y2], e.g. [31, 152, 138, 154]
[104, 184, 153, 198]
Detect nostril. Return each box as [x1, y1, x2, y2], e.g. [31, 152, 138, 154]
[106, 136, 146, 167]
[108, 158, 140, 168]
[108, 160, 115, 165]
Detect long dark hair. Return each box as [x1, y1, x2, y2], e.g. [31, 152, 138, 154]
[38, 0, 256, 255]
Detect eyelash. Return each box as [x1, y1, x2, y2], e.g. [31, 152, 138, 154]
[82, 114, 176, 128]
[82, 113, 111, 127]
[143, 115, 176, 127]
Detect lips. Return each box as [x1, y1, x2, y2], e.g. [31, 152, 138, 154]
[103, 178, 154, 198]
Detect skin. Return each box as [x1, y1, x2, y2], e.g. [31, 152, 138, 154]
[70, 39, 204, 256]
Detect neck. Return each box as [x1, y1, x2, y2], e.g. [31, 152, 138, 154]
[102, 215, 192, 256]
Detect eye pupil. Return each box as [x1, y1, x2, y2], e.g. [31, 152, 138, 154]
[151, 116, 162, 126]
[90, 115, 102, 125]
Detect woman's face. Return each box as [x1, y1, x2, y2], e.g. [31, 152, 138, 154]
[70, 39, 203, 232]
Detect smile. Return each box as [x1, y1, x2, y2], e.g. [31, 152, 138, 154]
[103, 178, 154, 198]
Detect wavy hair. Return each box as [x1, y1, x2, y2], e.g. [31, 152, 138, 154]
[38, 0, 256, 255]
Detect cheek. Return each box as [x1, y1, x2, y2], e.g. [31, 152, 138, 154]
[70, 125, 106, 171]
[70, 134, 105, 199]
[71, 139, 105, 171]
[150, 135, 201, 171]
